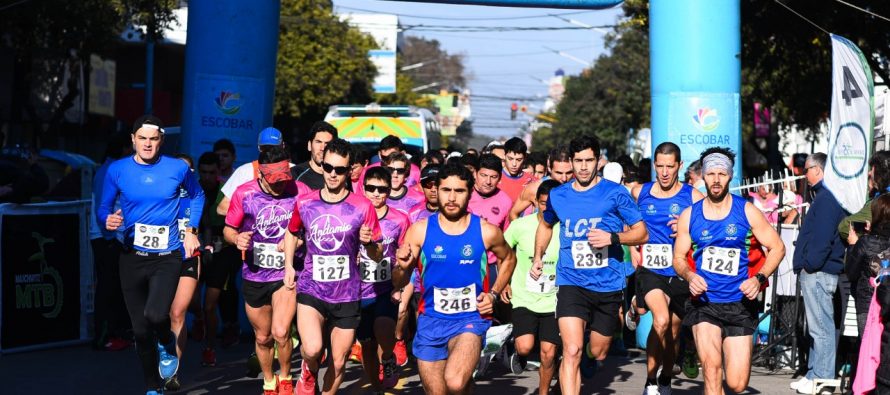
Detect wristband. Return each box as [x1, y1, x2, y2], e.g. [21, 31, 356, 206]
[610, 232, 620, 246]
[755, 273, 768, 285]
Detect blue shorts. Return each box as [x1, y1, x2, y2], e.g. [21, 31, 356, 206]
[356, 293, 399, 342]
[413, 314, 491, 362]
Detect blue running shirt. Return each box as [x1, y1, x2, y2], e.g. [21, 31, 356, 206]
[689, 194, 752, 303]
[542, 179, 643, 292]
[637, 183, 695, 276]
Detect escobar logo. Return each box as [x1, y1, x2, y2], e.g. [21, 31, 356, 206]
[308, 214, 353, 252]
[645, 204, 657, 215]
[432, 245, 447, 260]
[693, 107, 720, 132]
[253, 204, 290, 239]
[830, 122, 868, 180]
[15, 233, 64, 318]
[699, 229, 713, 242]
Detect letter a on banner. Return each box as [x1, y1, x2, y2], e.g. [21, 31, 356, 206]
[825, 34, 874, 213]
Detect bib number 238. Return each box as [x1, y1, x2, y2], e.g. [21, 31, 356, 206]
[572, 240, 607, 269]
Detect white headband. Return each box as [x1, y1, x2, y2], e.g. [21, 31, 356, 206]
[141, 124, 165, 133]
[702, 152, 733, 178]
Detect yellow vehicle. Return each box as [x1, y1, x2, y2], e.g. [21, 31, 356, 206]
[324, 104, 441, 159]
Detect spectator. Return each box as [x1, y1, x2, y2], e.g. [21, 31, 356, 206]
[791, 152, 847, 394]
[846, 193, 890, 338]
[840, 150, 890, 241]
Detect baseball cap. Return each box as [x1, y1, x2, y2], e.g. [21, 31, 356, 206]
[420, 164, 441, 183]
[132, 114, 164, 134]
[603, 162, 624, 183]
[257, 127, 283, 146]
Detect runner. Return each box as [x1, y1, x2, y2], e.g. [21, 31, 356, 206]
[394, 163, 516, 395]
[384, 152, 425, 214]
[213, 138, 236, 181]
[216, 127, 287, 215]
[98, 115, 205, 395]
[225, 145, 306, 395]
[507, 179, 562, 395]
[533, 136, 648, 395]
[672, 147, 784, 395]
[357, 167, 411, 394]
[195, 151, 226, 367]
[629, 142, 704, 395]
[498, 137, 536, 202]
[292, 121, 338, 190]
[509, 146, 574, 220]
[284, 138, 383, 395]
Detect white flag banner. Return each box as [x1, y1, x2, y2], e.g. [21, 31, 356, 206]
[825, 34, 874, 214]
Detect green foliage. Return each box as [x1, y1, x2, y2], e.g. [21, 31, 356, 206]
[275, 0, 378, 119]
[400, 36, 467, 92]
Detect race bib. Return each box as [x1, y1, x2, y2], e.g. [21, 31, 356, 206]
[361, 257, 392, 283]
[252, 242, 285, 270]
[312, 255, 350, 282]
[177, 218, 189, 242]
[643, 244, 673, 269]
[526, 271, 556, 294]
[134, 223, 169, 250]
[433, 284, 477, 314]
[572, 240, 608, 269]
[702, 246, 741, 276]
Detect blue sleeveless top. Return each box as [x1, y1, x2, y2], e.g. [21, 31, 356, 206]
[689, 194, 752, 303]
[638, 183, 694, 276]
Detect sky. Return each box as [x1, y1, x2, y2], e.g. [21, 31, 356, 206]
[332, 0, 625, 138]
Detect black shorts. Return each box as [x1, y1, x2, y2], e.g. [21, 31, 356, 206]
[298, 293, 360, 329]
[512, 307, 561, 346]
[635, 268, 690, 318]
[180, 256, 200, 279]
[242, 279, 285, 308]
[682, 298, 757, 337]
[356, 294, 399, 342]
[205, 246, 239, 290]
[556, 285, 623, 337]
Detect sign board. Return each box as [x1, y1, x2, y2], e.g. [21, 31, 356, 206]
[342, 14, 399, 94]
[88, 55, 115, 117]
[187, 73, 265, 162]
[667, 92, 742, 186]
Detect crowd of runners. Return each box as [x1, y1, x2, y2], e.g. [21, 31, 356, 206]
[95, 115, 786, 395]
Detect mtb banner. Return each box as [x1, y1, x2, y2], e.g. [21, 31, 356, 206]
[825, 34, 874, 214]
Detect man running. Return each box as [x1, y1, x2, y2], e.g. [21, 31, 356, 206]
[510, 146, 574, 220]
[394, 163, 516, 395]
[225, 145, 307, 395]
[630, 142, 704, 395]
[98, 115, 205, 395]
[292, 121, 337, 190]
[498, 137, 536, 202]
[508, 179, 562, 395]
[284, 138, 382, 395]
[533, 136, 648, 395]
[672, 147, 784, 395]
[384, 152, 425, 214]
[357, 167, 411, 394]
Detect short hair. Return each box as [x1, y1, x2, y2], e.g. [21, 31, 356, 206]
[459, 153, 479, 171]
[258, 145, 290, 164]
[527, 152, 547, 169]
[568, 136, 600, 159]
[504, 137, 528, 156]
[806, 152, 826, 170]
[198, 152, 219, 167]
[688, 159, 702, 173]
[478, 153, 503, 173]
[654, 142, 681, 162]
[870, 150, 890, 193]
[383, 152, 409, 167]
[466, 148, 479, 156]
[213, 138, 235, 154]
[309, 121, 338, 141]
[323, 138, 353, 165]
[536, 179, 561, 199]
[548, 145, 571, 166]
[616, 155, 641, 183]
[699, 147, 736, 166]
[174, 153, 193, 168]
[364, 166, 392, 188]
[379, 135, 404, 152]
[352, 145, 369, 166]
[422, 150, 444, 165]
[436, 163, 474, 189]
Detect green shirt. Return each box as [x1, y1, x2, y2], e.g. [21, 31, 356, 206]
[504, 214, 560, 313]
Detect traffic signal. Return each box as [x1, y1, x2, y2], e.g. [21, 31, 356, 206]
[510, 103, 518, 120]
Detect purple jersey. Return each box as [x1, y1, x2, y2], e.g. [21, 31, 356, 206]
[387, 187, 425, 215]
[359, 208, 410, 299]
[288, 191, 381, 303]
[226, 180, 305, 283]
[408, 201, 437, 223]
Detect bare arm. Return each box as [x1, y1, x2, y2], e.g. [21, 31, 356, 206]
[509, 181, 538, 221]
[739, 202, 786, 299]
[484, 222, 516, 294]
[393, 220, 426, 289]
[216, 196, 230, 216]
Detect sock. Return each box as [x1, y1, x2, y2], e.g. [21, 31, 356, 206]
[658, 374, 671, 386]
[279, 374, 292, 381]
[646, 377, 658, 386]
[263, 377, 277, 390]
[585, 345, 595, 359]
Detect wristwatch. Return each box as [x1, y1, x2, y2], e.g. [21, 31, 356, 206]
[610, 232, 620, 246]
[755, 273, 768, 285]
[185, 227, 198, 235]
[489, 290, 500, 304]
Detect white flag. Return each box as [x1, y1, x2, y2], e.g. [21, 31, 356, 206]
[825, 34, 874, 214]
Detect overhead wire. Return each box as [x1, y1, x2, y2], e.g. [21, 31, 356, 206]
[833, 0, 890, 23]
[773, 0, 830, 35]
[334, 5, 596, 21]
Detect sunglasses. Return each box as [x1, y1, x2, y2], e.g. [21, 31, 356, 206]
[386, 166, 409, 175]
[364, 185, 391, 194]
[421, 180, 436, 189]
[322, 162, 350, 175]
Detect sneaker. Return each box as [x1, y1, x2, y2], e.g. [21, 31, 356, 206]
[381, 357, 399, 388]
[278, 376, 293, 395]
[157, 341, 179, 380]
[349, 342, 362, 363]
[797, 378, 832, 395]
[104, 336, 132, 351]
[246, 352, 261, 378]
[658, 384, 672, 395]
[790, 377, 811, 391]
[509, 353, 527, 374]
[296, 360, 317, 395]
[164, 374, 181, 391]
[643, 385, 660, 395]
[626, 309, 638, 331]
[393, 339, 409, 367]
[201, 348, 216, 367]
[221, 324, 239, 348]
[682, 350, 699, 379]
[146, 390, 162, 395]
[191, 318, 205, 342]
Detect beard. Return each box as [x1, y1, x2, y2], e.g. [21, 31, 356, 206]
[440, 201, 469, 221]
[707, 182, 730, 202]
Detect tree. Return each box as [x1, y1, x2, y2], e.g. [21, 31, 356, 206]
[275, 0, 377, 121]
[400, 36, 468, 92]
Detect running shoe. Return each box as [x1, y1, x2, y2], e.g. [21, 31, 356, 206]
[681, 349, 699, 379]
[191, 318, 205, 342]
[643, 385, 660, 395]
[393, 339, 409, 367]
[381, 356, 399, 389]
[278, 375, 293, 395]
[146, 390, 162, 395]
[246, 352, 261, 378]
[157, 340, 179, 380]
[580, 339, 597, 379]
[201, 347, 216, 367]
[297, 360, 317, 395]
[789, 377, 811, 391]
[349, 342, 362, 363]
[625, 309, 638, 331]
[164, 374, 181, 391]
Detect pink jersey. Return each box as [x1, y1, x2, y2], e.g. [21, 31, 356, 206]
[498, 171, 536, 202]
[387, 187, 425, 215]
[359, 208, 410, 299]
[357, 161, 421, 194]
[226, 180, 309, 283]
[287, 191, 382, 303]
[408, 201, 437, 223]
[469, 189, 513, 265]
